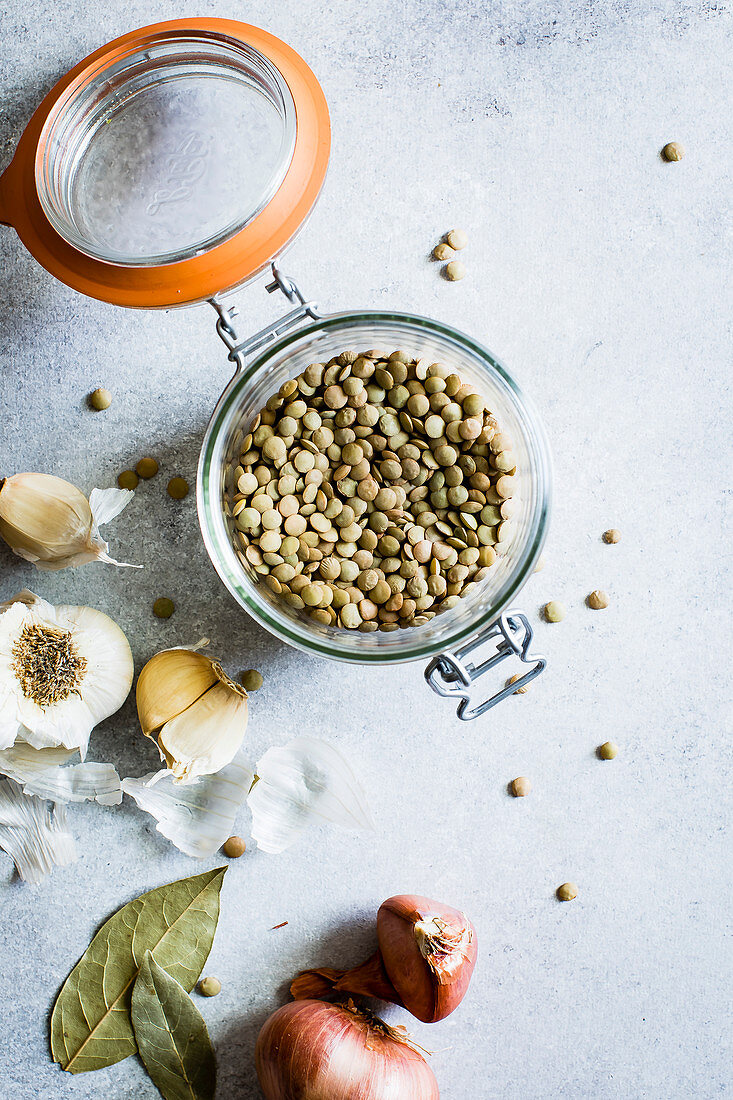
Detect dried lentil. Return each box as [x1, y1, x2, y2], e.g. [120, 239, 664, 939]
[222, 835, 247, 857]
[118, 470, 139, 490]
[240, 669, 263, 691]
[153, 597, 175, 619]
[167, 476, 190, 499]
[136, 457, 159, 479]
[197, 977, 222, 997]
[445, 261, 466, 281]
[89, 387, 112, 411]
[662, 141, 685, 161]
[446, 229, 468, 250]
[507, 673, 528, 694]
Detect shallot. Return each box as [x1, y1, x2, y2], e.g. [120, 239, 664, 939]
[256, 999, 439, 1100]
[292, 893, 477, 1023]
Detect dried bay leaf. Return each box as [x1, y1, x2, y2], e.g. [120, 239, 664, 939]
[132, 952, 216, 1100]
[51, 867, 226, 1074]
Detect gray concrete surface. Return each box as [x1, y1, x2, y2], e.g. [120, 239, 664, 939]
[1, 1, 731, 1097]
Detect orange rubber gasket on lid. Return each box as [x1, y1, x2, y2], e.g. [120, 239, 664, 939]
[0, 19, 330, 308]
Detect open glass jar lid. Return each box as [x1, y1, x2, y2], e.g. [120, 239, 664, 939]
[0, 18, 330, 306]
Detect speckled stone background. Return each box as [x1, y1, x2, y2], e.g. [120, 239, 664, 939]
[1, 1, 731, 1097]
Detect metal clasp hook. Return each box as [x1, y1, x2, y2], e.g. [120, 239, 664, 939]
[209, 263, 320, 371]
[425, 611, 546, 720]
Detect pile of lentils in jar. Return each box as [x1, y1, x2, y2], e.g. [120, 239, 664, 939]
[226, 350, 517, 633]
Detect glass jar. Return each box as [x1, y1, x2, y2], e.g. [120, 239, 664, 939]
[198, 294, 551, 712]
[1, 19, 551, 716]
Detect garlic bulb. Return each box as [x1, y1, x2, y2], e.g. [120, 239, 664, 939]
[136, 648, 248, 783]
[0, 472, 136, 569]
[0, 591, 134, 755]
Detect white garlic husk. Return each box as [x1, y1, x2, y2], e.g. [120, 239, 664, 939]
[0, 777, 77, 883]
[0, 591, 134, 756]
[247, 736, 375, 854]
[136, 648, 249, 784]
[0, 472, 136, 570]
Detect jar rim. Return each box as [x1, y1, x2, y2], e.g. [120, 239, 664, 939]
[197, 309, 552, 665]
[35, 32, 298, 267]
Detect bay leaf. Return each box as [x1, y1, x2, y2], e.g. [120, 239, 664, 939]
[51, 867, 226, 1075]
[132, 952, 216, 1100]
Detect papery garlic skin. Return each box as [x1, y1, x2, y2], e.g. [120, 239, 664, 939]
[0, 777, 76, 883]
[136, 649, 248, 784]
[0, 592, 133, 756]
[0, 473, 134, 570]
[248, 736, 375, 854]
[0, 743, 122, 805]
[122, 750, 253, 857]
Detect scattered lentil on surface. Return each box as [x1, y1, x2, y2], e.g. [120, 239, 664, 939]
[240, 669, 263, 691]
[117, 470, 139, 490]
[587, 589, 609, 609]
[602, 528, 621, 544]
[89, 387, 111, 411]
[152, 597, 175, 619]
[544, 600, 566, 622]
[445, 261, 466, 281]
[167, 476, 190, 499]
[511, 776, 532, 797]
[446, 228, 468, 250]
[433, 242, 453, 261]
[662, 141, 685, 161]
[556, 882, 578, 902]
[598, 741, 619, 760]
[222, 835, 247, 857]
[507, 673, 529, 694]
[136, 457, 158, 479]
[197, 977, 222, 997]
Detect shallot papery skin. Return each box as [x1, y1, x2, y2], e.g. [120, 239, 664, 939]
[291, 894, 477, 1024]
[255, 1000, 440, 1100]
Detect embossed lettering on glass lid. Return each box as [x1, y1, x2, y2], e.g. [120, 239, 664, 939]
[38, 35, 297, 265]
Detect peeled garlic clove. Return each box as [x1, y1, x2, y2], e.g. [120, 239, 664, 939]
[136, 648, 248, 783]
[159, 679, 248, 782]
[0, 473, 135, 570]
[136, 649, 219, 737]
